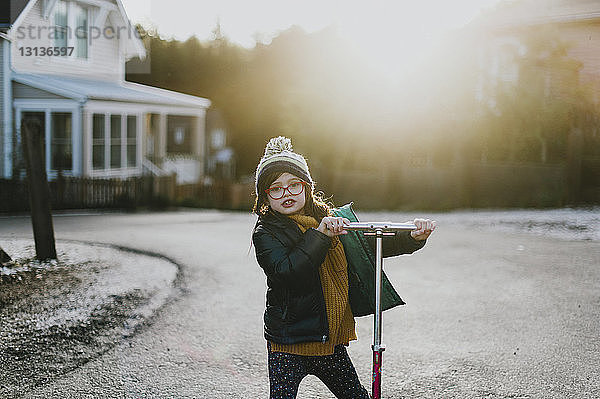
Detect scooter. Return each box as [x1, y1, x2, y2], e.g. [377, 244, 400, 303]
[346, 222, 417, 399]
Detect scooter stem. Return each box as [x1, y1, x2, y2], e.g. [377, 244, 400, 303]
[346, 222, 416, 399]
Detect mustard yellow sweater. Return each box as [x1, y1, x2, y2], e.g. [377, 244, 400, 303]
[269, 214, 357, 356]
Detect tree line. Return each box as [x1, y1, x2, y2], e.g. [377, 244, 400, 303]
[127, 22, 599, 183]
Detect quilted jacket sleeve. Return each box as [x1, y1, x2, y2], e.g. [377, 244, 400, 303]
[366, 231, 426, 258]
[333, 202, 426, 259]
[253, 225, 331, 290]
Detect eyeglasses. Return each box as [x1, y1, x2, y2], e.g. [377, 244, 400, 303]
[265, 181, 307, 200]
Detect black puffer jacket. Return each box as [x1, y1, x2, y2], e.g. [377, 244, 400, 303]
[252, 209, 425, 345]
[253, 210, 331, 345]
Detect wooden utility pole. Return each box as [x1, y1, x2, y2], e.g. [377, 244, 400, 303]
[21, 117, 57, 261]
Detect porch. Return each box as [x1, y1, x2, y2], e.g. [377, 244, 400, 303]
[7, 72, 210, 182]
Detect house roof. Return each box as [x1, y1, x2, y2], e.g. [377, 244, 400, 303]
[476, 0, 600, 31]
[5, 0, 145, 61]
[13, 72, 211, 108]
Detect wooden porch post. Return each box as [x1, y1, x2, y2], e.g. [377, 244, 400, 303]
[157, 113, 167, 160]
[155, 113, 168, 197]
[195, 111, 206, 177]
[82, 109, 91, 177]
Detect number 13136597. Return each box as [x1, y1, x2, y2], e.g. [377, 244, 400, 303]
[18, 47, 74, 56]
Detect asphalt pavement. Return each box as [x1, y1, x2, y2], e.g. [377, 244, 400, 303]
[0, 208, 598, 398]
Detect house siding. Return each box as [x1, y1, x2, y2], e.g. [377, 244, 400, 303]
[12, 0, 125, 82]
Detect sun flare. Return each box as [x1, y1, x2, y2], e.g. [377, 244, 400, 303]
[123, 0, 502, 79]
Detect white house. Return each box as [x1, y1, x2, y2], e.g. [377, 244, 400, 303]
[1, 0, 211, 183]
[472, 0, 600, 111]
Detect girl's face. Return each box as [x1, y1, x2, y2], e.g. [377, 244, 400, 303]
[266, 172, 307, 215]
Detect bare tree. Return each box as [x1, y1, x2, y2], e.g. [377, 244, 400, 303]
[0, 246, 11, 265]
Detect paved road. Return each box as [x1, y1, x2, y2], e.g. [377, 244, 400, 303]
[1, 209, 598, 398]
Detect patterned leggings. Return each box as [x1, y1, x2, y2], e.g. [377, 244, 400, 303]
[268, 343, 370, 399]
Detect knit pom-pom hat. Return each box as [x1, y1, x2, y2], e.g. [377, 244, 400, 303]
[255, 136, 313, 193]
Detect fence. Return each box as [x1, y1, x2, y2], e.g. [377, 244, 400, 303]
[175, 180, 254, 210]
[319, 162, 576, 210]
[1, 162, 596, 213]
[581, 158, 600, 203]
[0, 174, 177, 213]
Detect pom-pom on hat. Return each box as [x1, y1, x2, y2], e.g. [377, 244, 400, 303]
[255, 136, 313, 193]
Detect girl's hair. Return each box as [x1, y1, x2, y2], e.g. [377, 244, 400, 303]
[252, 171, 333, 221]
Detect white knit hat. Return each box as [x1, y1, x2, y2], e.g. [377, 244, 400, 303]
[255, 136, 313, 193]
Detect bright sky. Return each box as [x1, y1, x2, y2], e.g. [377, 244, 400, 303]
[121, 0, 502, 77]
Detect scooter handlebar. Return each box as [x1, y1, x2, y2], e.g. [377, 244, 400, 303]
[345, 222, 417, 232]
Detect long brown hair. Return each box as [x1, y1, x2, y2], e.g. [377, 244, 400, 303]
[253, 171, 333, 221]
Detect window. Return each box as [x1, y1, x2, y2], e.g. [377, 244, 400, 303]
[126, 116, 137, 167]
[110, 115, 121, 169]
[166, 116, 193, 154]
[74, 3, 88, 58]
[174, 127, 185, 145]
[211, 128, 226, 149]
[51, 112, 72, 172]
[53, 1, 68, 48]
[92, 114, 138, 170]
[53, 0, 89, 59]
[92, 114, 105, 169]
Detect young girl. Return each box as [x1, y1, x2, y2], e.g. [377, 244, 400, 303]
[252, 136, 435, 399]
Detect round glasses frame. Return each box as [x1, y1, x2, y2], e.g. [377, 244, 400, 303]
[265, 181, 307, 200]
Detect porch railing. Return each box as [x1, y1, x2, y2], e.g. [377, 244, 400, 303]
[142, 158, 169, 177]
